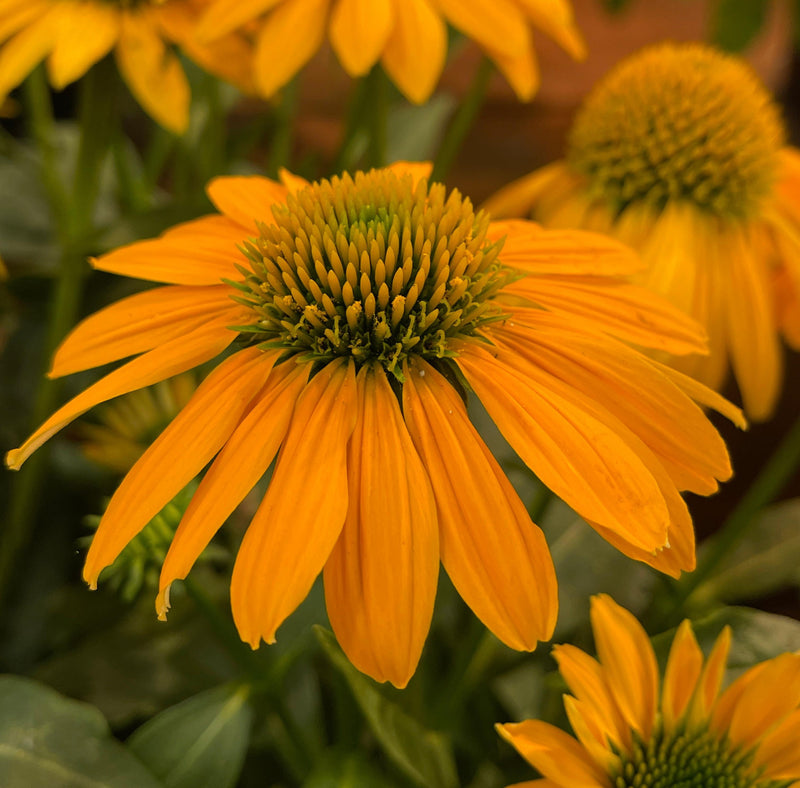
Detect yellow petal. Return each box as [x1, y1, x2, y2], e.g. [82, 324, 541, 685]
[47, 1, 119, 89]
[50, 285, 234, 377]
[686, 625, 731, 728]
[456, 341, 670, 553]
[484, 33, 539, 101]
[324, 364, 438, 688]
[661, 620, 703, 731]
[0, 7, 58, 100]
[0, 0, 54, 45]
[590, 594, 658, 740]
[516, 0, 586, 59]
[437, 0, 529, 58]
[231, 359, 357, 647]
[496, 720, 609, 788]
[115, 9, 189, 134]
[195, 0, 283, 43]
[482, 163, 572, 220]
[329, 0, 392, 76]
[657, 364, 746, 430]
[83, 347, 276, 587]
[253, 0, 328, 97]
[402, 357, 557, 649]
[6, 309, 244, 471]
[491, 221, 643, 276]
[563, 697, 618, 773]
[157, 360, 309, 617]
[381, 0, 445, 104]
[206, 175, 289, 231]
[753, 708, 800, 778]
[387, 160, 433, 185]
[277, 167, 309, 194]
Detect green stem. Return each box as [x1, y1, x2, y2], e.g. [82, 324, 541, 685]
[332, 77, 369, 173]
[667, 411, 800, 619]
[431, 58, 493, 183]
[267, 78, 298, 178]
[367, 65, 388, 169]
[529, 485, 554, 524]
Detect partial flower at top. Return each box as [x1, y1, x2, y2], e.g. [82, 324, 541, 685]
[484, 42, 800, 421]
[498, 594, 800, 788]
[194, 0, 586, 104]
[8, 163, 741, 688]
[0, 0, 256, 133]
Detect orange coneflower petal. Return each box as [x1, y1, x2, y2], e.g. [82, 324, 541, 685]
[563, 697, 619, 773]
[157, 360, 309, 616]
[83, 347, 276, 587]
[457, 342, 670, 553]
[6, 309, 244, 471]
[481, 163, 566, 220]
[195, 0, 283, 43]
[686, 625, 731, 728]
[753, 708, 800, 778]
[657, 365, 746, 429]
[496, 721, 610, 788]
[116, 10, 189, 134]
[491, 221, 643, 277]
[485, 32, 539, 101]
[47, 1, 119, 89]
[661, 620, 704, 730]
[253, 0, 328, 98]
[206, 175, 289, 231]
[329, 0, 392, 77]
[552, 644, 630, 751]
[381, 0, 445, 104]
[494, 316, 732, 492]
[324, 365, 438, 688]
[386, 160, 433, 184]
[0, 0, 50, 45]
[517, 0, 586, 59]
[590, 594, 659, 740]
[0, 8, 58, 99]
[724, 225, 782, 420]
[402, 358, 557, 649]
[505, 277, 708, 356]
[50, 285, 234, 377]
[231, 359, 357, 647]
[437, 0, 529, 59]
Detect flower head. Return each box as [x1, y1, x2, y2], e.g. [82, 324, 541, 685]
[484, 42, 800, 421]
[7, 163, 740, 687]
[498, 594, 800, 788]
[195, 0, 586, 104]
[0, 0, 255, 133]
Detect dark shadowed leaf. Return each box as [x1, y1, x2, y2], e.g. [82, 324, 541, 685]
[710, 0, 769, 51]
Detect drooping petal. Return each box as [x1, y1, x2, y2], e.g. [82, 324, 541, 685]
[329, 0, 392, 76]
[83, 347, 276, 586]
[436, 0, 529, 59]
[231, 359, 357, 647]
[0, 7, 58, 100]
[484, 32, 539, 101]
[402, 357, 557, 649]
[0, 0, 51, 45]
[590, 595, 659, 740]
[753, 708, 800, 778]
[195, 0, 283, 43]
[324, 364, 439, 688]
[206, 175, 289, 231]
[456, 341, 670, 553]
[115, 9, 189, 134]
[47, 1, 119, 89]
[6, 309, 244, 470]
[481, 163, 570, 220]
[253, 0, 329, 97]
[496, 721, 610, 788]
[516, 0, 586, 59]
[661, 620, 704, 730]
[157, 360, 309, 617]
[50, 285, 234, 377]
[490, 220, 643, 277]
[381, 0, 445, 104]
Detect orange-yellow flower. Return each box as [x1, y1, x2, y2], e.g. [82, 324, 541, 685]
[0, 0, 255, 133]
[498, 594, 800, 788]
[484, 42, 800, 421]
[195, 0, 586, 104]
[8, 163, 740, 687]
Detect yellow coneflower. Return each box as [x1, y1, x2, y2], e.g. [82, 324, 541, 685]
[498, 594, 800, 788]
[484, 42, 800, 421]
[7, 163, 741, 687]
[0, 0, 255, 133]
[76, 373, 197, 473]
[195, 0, 586, 104]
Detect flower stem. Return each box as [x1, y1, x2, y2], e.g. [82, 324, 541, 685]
[664, 411, 800, 621]
[431, 58, 493, 183]
[332, 77, 369, 173]
[267, 78, 297, 178]
[367, 65, 388, 168]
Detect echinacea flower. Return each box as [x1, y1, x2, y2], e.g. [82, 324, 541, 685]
[195, 0, 586, 104]
[0, 0, 255, 133]
[8, 163, 740, 687]
[498, 594, 800, 788]
[484, 42, 800, 421]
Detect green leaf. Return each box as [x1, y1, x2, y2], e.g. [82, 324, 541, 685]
[127, 685, 252, 788]
[694, 498, 800, 603]
[652, 607, 800, 672]
[302, 751, 397, 788]
[0, 675, 163, 788]
[710, 0, 770, 51]
[386, 95, 457, 164]
[315, 628, 458, 788]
